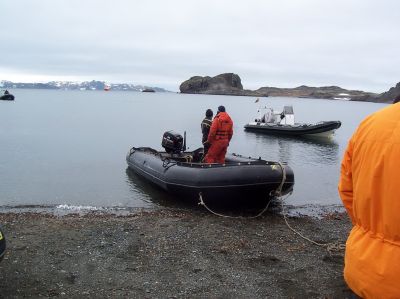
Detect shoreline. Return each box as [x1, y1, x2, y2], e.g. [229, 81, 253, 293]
[0, 209, 353, 298]
[0, 200, 347, 219]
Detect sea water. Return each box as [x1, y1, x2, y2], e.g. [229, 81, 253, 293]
[0, 89, 386, 215]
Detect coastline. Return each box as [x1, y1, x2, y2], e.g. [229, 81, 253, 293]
[0, 209, 353, 298]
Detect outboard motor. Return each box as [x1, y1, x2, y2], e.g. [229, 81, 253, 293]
[162, 131, 184, 154]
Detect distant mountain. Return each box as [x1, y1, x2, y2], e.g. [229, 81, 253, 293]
[0, 80, 169, 92]
[180, 73, 400, 103]
[377, 82, 400, 103]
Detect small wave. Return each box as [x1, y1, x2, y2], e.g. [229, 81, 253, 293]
[0, 204, 150, 216]
[54, 204, 141, 216]
[55, 204, 106, 211]
[283, 203, 346, 218]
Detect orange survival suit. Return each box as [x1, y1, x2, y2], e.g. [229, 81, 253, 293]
[204, 111, 233, 163]
[338, 103, 400, 298]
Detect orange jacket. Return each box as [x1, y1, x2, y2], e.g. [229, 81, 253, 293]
[207, 112, 233, 143]
[338, 103, 400, 299]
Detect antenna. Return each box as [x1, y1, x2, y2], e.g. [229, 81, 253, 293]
[183, 131, 187, 152]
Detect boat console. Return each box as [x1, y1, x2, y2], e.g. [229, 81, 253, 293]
[256, 106, 295, 125]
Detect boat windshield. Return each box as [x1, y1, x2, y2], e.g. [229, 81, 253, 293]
[256, 105, 295, 125]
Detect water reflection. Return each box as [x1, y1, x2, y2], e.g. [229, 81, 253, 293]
[125, 168, 196, 210]
[243, 132, 339, 166]
[277, 138, 291, 162]
[239, 131, 341, 208]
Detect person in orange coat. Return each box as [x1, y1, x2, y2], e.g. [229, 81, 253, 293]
[204, 105, 233, 164]
[338, 94, 400, 299]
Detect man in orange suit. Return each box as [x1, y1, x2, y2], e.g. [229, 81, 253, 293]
[338, 94, 400, 298]
[204, 105, 233, 164]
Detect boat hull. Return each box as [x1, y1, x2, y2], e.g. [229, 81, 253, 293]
[0, 94, 14, 101]
[126, 147, 294, 205]
[244, 121, 341, 136]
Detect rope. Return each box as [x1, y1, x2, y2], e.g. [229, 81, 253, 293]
[197, 161, 345, 254]
[271, 162, 286, 197]
[271, 162, 345, 254]
[197, 161, 288, 219]
[161, 157, 177, 169]
[198, 192, 273, 219]
[279, 198, 346, 254]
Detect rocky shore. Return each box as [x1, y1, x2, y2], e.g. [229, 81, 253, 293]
[0, 208, 355, 298]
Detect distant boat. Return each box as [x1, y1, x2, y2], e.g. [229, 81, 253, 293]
[104, 83, 111, 91]
[0, 91, 14, 101]
[142, 88, 155, 92]
[244, 105, 341, 137]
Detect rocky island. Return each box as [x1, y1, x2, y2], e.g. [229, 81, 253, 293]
[180, 73, 399, 103]
[179, 73, 246, 96]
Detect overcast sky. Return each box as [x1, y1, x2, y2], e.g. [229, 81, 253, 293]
[1, 0, 399, 92]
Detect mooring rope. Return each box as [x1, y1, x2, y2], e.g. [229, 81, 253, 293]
[279, 197, 346, 254]
[198, 192, 273, 219]
[198, 161, 346, 254]
[275, 160, 345, 254]
[271, 162, 286, 198]
[161, 157, 177, 169]
[197, 162, 288, 219]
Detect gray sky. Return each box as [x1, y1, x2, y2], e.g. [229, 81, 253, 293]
[1, 0, 399, 92]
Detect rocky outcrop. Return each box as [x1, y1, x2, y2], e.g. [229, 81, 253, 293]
[257, 85, 378, 102]
[179, 73, 245, 95]
[179, 73, 386, 102]
[375, 82, 400, 103]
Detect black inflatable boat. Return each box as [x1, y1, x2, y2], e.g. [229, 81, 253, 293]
[126, 131, 294, 204]
[0, 94, 14, 101]
[244, 121, 341, 136]
[1, 90, 14, 101]
[245, 105, 341, 137]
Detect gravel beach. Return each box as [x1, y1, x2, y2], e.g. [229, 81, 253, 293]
[0, 208, 354, 298]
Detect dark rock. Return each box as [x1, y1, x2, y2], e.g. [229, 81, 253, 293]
[375, 82, 400, 103]
[180, 73, 244, 95]
[142, 88, 155, 93]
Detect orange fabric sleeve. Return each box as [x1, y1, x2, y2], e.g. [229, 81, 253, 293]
[338, 136, 355, 224]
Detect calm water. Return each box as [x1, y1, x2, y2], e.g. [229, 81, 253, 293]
[0, 89, 386, 214]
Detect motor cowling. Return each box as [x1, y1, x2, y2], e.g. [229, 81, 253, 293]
[162, 131, 184, 154]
